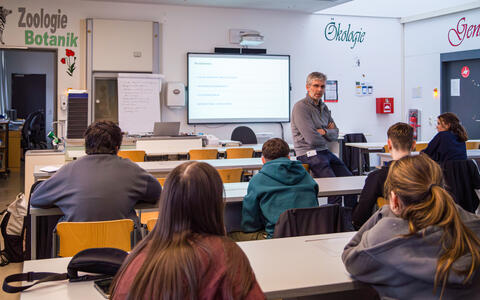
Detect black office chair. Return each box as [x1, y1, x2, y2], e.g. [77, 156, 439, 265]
[21, 110, 47, 153]
[342, 133, 370, 175]
[442, 159, 480, 213]
[273, 204, 344, 238]
[231, 126, 257, 144]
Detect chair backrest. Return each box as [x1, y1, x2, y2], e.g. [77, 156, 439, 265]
[302, 163, 310, 173]
[466, 141, 480, 150]
[441, 159, 480, 213]
[415, 143, 428, 152]
[342, 133, 369, 175]
[231, 126, 257, 144]
[217, 168, 243, 183]
[273, 204, 342, 238]
[140, 212, 159, 225]
[146, 219, 157, 232]
[118, 150, 146, 162]
[225, 148, 254, 159]
[383, 145, 389, 153]
[157, 177, 166, 186]
[55, 219, 134, 257]
[377, 197, 388, 208]
[188, 149, 218, 160]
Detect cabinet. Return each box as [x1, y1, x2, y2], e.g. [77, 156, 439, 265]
[8, 129, 21, 171]
[0, 120, 9, 176]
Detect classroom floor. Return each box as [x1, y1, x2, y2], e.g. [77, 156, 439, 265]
[0, 168, 24, 300]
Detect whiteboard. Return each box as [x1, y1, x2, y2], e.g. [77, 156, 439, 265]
[117, 73, 163, 135]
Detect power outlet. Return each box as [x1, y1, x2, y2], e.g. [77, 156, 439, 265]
[60, 95, 68, 111]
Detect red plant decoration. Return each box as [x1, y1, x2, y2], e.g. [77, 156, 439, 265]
[61, 49, 77, 76]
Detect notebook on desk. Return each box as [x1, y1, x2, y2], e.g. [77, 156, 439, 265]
[153, 122, 181, 137]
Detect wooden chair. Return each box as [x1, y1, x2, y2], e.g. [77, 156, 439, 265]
[188, 149, 218, 160]
[225, 148, 254, 159]
[146, 219, 158, 232]
[118, 150, 146, 162]
[383, 145, 389, 153]
[377, 197, 388, 208]
[415, 143, 428, 152]
[302, 164, 310, 173]
[466, 141, 480, 150]
[54, 219, 134, 257]
[157, 177, 166, 186]
[217, 168, 243, 183]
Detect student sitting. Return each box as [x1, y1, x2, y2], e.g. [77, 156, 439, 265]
[352, 122, 415, 230]
[422, 112, 467, 163]
[30, 121, 161, 226]
[342, 154, 480, 300]
[110, 161, 265, 299]
[238, 138, 319, 240]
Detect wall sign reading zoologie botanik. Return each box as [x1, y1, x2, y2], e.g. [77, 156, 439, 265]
[18, 7, 78, 47]
[324, 19, 366, 49]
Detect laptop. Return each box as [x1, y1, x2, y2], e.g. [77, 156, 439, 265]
[153, 122, 181, 136]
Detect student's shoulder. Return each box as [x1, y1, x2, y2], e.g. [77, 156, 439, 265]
[366, 166, 388, 182]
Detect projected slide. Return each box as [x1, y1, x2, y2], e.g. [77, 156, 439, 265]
[188, 53, 290, 124]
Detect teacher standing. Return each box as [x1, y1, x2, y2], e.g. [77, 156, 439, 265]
[291, 72, 356, 207]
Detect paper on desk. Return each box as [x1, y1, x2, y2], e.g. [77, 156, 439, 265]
[40, 166, 61, 173]
[305, 237, 350, 257]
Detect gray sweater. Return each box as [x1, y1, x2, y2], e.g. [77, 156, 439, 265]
[291, 95, 339, 156]
[31, 154, 161, 225]
[342, 205, 480, 300]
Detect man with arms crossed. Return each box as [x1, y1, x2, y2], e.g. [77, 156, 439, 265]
[291, 72, 356, 207]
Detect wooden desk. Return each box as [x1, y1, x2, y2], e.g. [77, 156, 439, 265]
[8, 129, 21, 170]
[21, 232, 359, 300]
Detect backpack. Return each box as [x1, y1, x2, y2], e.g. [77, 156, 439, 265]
[0, 192, 28, 266]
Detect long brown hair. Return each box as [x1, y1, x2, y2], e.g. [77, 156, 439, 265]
[110, 161, 256, 299]
[384, 154, 480, 296]
[438, 112, 468, 142]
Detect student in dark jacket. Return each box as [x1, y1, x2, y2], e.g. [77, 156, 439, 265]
[343, 154, 480, 300]
[352, 122, 415, 230]
[238, 138, 319, 240]
[422, 112, 467, 163]
[111, 162, 265, 300]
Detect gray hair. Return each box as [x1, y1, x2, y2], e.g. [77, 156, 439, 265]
[306, 72, 327, 85]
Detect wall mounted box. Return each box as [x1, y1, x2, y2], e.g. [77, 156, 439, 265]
[166, 82, 185, 107]
[376, 98, 394, 114]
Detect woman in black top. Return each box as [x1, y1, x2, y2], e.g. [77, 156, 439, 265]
[422, 112, 467, 163]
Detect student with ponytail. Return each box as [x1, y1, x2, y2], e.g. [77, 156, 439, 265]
[342, 154, 480, 299]
[110, 161, 265, 300]
[422, 112, 467, 162]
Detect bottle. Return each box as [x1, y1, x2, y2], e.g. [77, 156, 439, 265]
[47, 131, 60, 146]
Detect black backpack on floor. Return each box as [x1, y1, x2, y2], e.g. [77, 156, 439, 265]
[0, 192, 28, 265]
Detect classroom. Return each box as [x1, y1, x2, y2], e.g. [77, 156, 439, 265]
[0, 0, 480, 299]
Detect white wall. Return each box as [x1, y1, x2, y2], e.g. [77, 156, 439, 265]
[2, 0, 403, 143]
[404, 8, 480, 140]
[4, 50, 55, 136]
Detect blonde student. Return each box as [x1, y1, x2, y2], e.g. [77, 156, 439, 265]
[342, 154, 480, 300]
[110, 161, 265, 300]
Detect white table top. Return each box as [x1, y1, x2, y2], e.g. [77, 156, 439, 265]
[33, 158, 267, 180]
[20, 231, 357, 299]
[29, 176, 366, 217]
[346, 139, 480, 150]
[378, 149, 480, 159]
[66, 144, 295, 159]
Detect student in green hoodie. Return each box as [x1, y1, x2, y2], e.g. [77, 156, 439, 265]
[237, 138, 319, 240]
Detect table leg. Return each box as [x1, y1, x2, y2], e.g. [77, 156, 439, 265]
[31, 214, 36, 260]
[358, 149, 363, 175]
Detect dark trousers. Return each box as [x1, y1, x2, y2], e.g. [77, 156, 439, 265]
[298, 150, 357, 208]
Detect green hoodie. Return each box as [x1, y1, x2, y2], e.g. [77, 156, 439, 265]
[241, 157, 319, 238]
